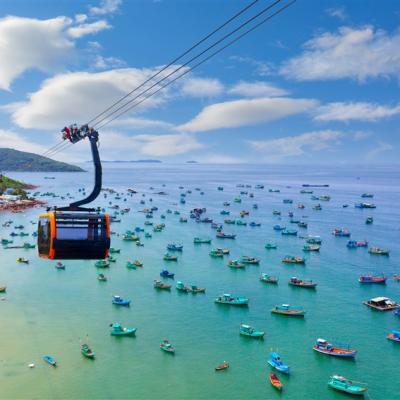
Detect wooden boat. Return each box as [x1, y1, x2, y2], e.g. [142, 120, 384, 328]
[268, 352, 290, 374]
[107, 255, 117, 262]
[363, 297, 400, 311]
[16, 257, 29, 264]
[95, 260, 109, 268]
[110, 323, 136, 336]
[282, 256, 305, 264]
[271, 304, 305, 317]
[160, 269, 174, 278]
[282, 229, 297, 236]
[368, 247, 389, 256]
[55, 262, 66, 270]
[239, 324, 264, 339]
[264, 243, 277, 249]
[303, 244, 320, 252]
[0, 286, 6, 293]
[167, 244, 183, 251]
[289, 277, 317, 289]
[365, 217, 373, 224]
[193, 237, 212, 244]
[216, 248, 230, 255]
[216, 232, 236, 239]
[176, 281, 191, 293]
[154, 280, 171, 290]
[209, 249, 224, 257]
[269, 373, 283, 391]
[240, 256, 260, 265]
[160, 340, 175, 353]
[97, 273, 107, 281]
[305, 235, 322, 244]
[81, 344, 95, 359]
[227, 260, 245, 269]
[215, 294, 248, 306]
[215, 361, 229, 371]
[43, 355, 56, 366]
[358, 275, 386, 284]
[328, 375, 367, 396]
[387, 330, 400, 342]
[332, 228, 351, 237]
[313, 339, 357, 358]
[260, 273, 278, 284]
[112, 295, 131, 306]
[163, 253, 178, 261]
[190, 285, 206, 293]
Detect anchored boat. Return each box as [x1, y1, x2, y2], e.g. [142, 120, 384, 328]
[215, 294, 248, 306]
[328, 375, 367, 396]
[268, 352, 290, 374]
[271, 304, 305, 317]
[313, 339, 357, 358]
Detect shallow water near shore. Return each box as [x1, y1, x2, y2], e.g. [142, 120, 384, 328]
[1, 164, 399, 400]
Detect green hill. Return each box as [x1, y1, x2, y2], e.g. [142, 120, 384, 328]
[0, 148, 84, 172]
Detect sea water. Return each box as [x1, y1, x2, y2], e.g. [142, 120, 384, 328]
[0, 164, 399, 399]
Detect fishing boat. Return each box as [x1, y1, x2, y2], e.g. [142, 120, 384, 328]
[269, 373, 283, 391]
[110, 323, 136, 336]
[224, 219, 235, 224]
[160, 340, 175, 353]
[235, 220, 247, 226]
[289, 277, 317, 288]
[190, 285, 206, 293]
[55, 262, 66, 270]
[97, 273, 107, 281]
[282, 229, 297, 236]
[361, 193, 374, 198]
[272, 211, 281, 216]
[0, 286, 6, 292]
[313, 204, 322, 210]
[313, 339, 357, 357]
[209, 249, 224, 257]
[249, 221, 261, 227]
[363, 297, 400, 311]
[260, 273, 278, 284]
[239, 324, 265, 339]
[265, 243, 277, 250]
[368, 247, 390, 256]
[332, 228, 351, 237]
[347, 240, 368, 248]
[216, 232, 236, 239]
[393, 274, 400, 282]
[160, 269, 174, 278]
[193, 237, 212, 244]
[163, 253, 178, 261]
[16, 257, 29, 264]
[95, 260, 109, 268]
[355, 202, 376, 209]
[268, 352, 290, 374]
[154, 280, 171, 290]
[282, 256, 305, 264]
[145, 232, 152, 238]
[387, 330, 400, 343]
[271, 304, 305, 317]
[298, 221, 308, 228]
[23, 242, 35, 249]
[358, 275, 386, 284]
[122, 233, 140, 241]
[81, 343, 95, 359]
[215, 294, 248, 306]
[365, 217, 373, 224]
[220, 210, 230, 215]
[109, 247, 120, 254]
[327, 375, 367, 396]
[43, 355, 56, 367]
[112, 295, 131, 306]
[305, 235, 322, 244]
[167, 243, 183, 252]
[273, 224, 285, 230]
[240, 256, 260, 265]
[303, 244, 320, 252]
[107, 255, 117, 262]
[227, 260, 245, 269]
[215, 361, 229, 371]
[176, 281, 191, 293]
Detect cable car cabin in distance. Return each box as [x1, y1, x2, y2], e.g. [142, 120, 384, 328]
[38, 212, 110, 260]
[38, 124, 110, 260]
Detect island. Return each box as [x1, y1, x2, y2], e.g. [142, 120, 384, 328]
[101, 159, 162, 163]
[0, 148, 84, 172]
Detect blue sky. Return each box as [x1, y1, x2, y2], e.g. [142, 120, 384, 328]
[0, 0, 399, 164]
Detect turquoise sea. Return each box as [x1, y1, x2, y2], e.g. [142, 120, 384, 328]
[1, 164, 399, 400]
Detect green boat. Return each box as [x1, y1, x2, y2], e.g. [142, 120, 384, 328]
[265, 243, 277, 249]
[236, 220, 247, 226]
[209, 249, 224, 257]
[1, 239, 13, 245]
[193, 237, 212, 244]
[95, 260, 110, 268]
[160, 340, 175, 353]
[110, 323, 136, 336]
[176, 281, 190, 293]
[109, 248, 120, 254]
[23, 243, 35, 249]
[145, 232, 152, 238]
[239, 324, 265, 339]
[81, 344, 95, 359]
[228, 260, 245, 269]
[215, 293, 248, 306]
[328, 375, 367, 396]
[240, 256, 260, 265]
[122, 234, 139, 241]
[260, 273, 278, 284]
[164, 253, 178, 261]
[224, 219, 235, 224]
[107, 256, 117, 262]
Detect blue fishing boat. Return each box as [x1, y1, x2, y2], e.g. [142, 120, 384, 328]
[167, 244, 183, 252]
[43, 355, 57, 366]
[273, 225, 285, 231]
[249, 222, 261, 227]
[282, 229, 298, 236]
[387, 330, 400, 342]
[268, 352, 290, 374]
[112, 295, 131, 306]
[215, 293, 248, 306]
[110, 323, 136, 336]
[239, 324, 265, 338]
[160, 269, 175, 278]
[358, 275, 386, 284]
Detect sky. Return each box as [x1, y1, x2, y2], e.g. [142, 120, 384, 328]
[0, 0, 399, 164]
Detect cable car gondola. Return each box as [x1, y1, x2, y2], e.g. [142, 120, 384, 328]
[38, 125, 110, 259]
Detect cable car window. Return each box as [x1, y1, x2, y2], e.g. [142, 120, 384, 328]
[38, 217, 50, 254]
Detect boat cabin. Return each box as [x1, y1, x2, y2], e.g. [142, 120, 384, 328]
[364, 297, 400, 311]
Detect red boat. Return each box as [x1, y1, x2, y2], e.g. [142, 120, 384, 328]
[215, 362, 229, 371]
[358, 275, 386, 284]
[269, 373, 283, 390]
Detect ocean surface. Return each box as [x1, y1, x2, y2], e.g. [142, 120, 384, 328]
[0, 164, 399, 400]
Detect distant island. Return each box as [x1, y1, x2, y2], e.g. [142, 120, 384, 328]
[186, 160, 198, 164]
[101, 159, 162, 163]
[0, 148, 84, 172]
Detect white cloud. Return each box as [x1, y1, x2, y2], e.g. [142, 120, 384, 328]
[10, 68, 174, 129]
[0, 16, 75, 90]
[366, 141, 394, 160]
[180, 77, 224, 97]
[280, 26, 400, 81]
[67, 20, 111, 38]
[89, 0, 122, 15]
[0, 129, 46, 154]
[179, 97, 317, 132]
[249, 130, 343, 160]
[196, 154, 243, 164]
[228, 81, 289, 97]
[75, 14, 88, 23]
[107, 117, 174, 130]
[326, 7, 347, 21]
[93, 55, 126, 69]
[314, 102, 400, 122]
[230, 55, 273, 76]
